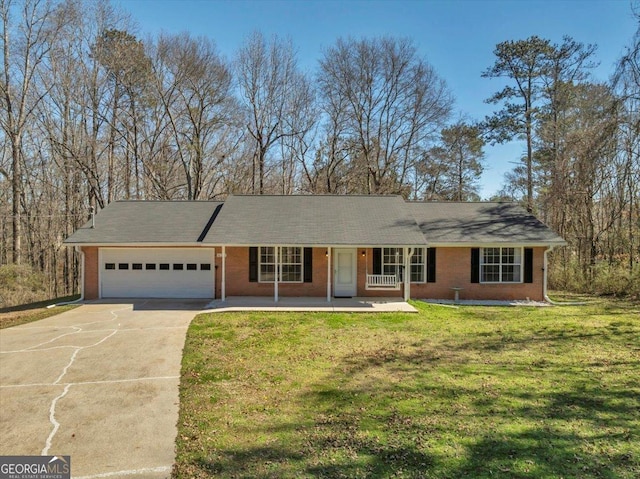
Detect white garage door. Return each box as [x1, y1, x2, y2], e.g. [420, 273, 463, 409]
[100, 248, 215, 298]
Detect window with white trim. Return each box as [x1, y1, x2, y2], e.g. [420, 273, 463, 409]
[259, 246, 302, 283]
[381, 248, 426, 283]
[411, 248, 425, 283]
[481, 247, 522, 283]
[383, 248, 404, 280]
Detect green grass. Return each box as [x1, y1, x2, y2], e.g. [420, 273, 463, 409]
[174, 299, 640, 478]
[0, 295, 80, 329]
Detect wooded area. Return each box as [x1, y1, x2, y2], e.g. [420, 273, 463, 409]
[1, 0, 638, 306]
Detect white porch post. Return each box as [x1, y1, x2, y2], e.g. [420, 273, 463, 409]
[326, 247, 331, 302]
[221, 246, 226, 301]
[274, 246, 279, 303]
[404, 247, 414, 301]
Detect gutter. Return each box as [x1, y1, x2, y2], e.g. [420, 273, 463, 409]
[48, 246, 85, 308]
[543, 245, 587, 306]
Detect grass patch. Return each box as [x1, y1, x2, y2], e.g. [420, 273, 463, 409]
[174, 299, 640, 478]
[0, 295, 80, 329]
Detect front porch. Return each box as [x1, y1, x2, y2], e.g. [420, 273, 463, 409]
[204, 296, 417, 313]
[217, 246, 418, 302]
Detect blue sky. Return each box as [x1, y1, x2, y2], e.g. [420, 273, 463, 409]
[114, 0, 638, 198]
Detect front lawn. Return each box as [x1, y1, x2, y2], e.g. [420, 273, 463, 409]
[0, 295, 80, 329]
[174, 299, 640, 478]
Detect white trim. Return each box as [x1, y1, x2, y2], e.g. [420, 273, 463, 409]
[274, 246, 279, 302]
[404, 247, 414, 301]
[479, 246, 524, 284]
[221, 246, 226, 301]
[427, 241, 566, 248]
[326, 248, 331, 302]
[410, 247, 427, 284]
[98, 247, 103, 299]
[333, 248, 357, 297]
[258, 246, 304, 284]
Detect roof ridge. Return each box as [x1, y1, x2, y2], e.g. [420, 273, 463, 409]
[112, 199, 224, 203]
[229, 194, 402, 198]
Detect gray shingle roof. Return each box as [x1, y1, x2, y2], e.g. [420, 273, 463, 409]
[406, 202, 566, 245]
[64, 197, 566, 246]
[64, 201, 223, 244]
[202, 195, 428, 246]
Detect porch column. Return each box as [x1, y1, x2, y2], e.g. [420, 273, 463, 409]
[221, 246, 226, 301]
[326, 247, 331, 302]
[274, 246, 279, 303]
[404, 247, 414, 301]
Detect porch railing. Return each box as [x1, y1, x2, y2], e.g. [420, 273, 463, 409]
[366, 274, 401, 290]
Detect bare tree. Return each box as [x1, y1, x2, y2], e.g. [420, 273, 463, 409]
[152, 33, 236, 200]
[1, 0, 60, 263]
[318, 36, 452, 195]
[236, 31, 315, 194]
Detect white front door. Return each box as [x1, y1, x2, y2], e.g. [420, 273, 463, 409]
[334, 248, 357, 297]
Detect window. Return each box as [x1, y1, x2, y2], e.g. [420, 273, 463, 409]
[145, 263, 156, 270]
[259, 246, 302, 282]
[259, 247, 276, 282]
[159, 263, 170, 270]
[481, 247, 522, 283]
[132, 263, 142, 270]
[105, 263, 115, 270]
[200, 263, 211, 271]
[383, 248, 404, 280]
[118, 263, 129, 270]
[173, 263, 184, 270]
[280, 247, 302, 282]
[411, 248, 425, 283]
[186, 263, 197, 271]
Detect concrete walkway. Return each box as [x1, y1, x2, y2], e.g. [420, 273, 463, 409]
[0, 300, 205, 479]
[205, 296, 417, 312]
[422, 298, 551, 307]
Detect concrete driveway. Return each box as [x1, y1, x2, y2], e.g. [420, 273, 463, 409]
[0, 300, 205, 478]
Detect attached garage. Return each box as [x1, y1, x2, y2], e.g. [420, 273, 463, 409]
[100, 248, 215, 298]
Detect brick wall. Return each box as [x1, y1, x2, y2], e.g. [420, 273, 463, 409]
[411, 246, 547, 301]
[82, 246, 99, 300]
[222, 247, 330, 297]
[81, 245, 548, 301]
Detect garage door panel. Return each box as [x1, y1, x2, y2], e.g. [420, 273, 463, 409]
[100, 248, 214, 298]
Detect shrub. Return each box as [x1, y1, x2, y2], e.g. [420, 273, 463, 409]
[0, 264, 49, 309]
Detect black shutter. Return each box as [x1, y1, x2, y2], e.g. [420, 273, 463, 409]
[427, 247, 436, 283]
[304, 247, 313, 283]
[524, 248, 533, 283]
[373, 248, 382, 275]
[471, 248, 480, 283]
[249, 247, 258, 282]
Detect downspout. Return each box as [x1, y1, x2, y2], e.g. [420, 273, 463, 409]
[49, 246, 85, 308]
[544, 244, 586, 306]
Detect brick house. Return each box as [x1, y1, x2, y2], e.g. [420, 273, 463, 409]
[64, 195, 566, 302]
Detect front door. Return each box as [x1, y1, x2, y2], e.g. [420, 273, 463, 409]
[334, 248, 357, 297]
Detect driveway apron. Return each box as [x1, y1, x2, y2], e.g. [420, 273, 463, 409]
[0, 300, 204, 478]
